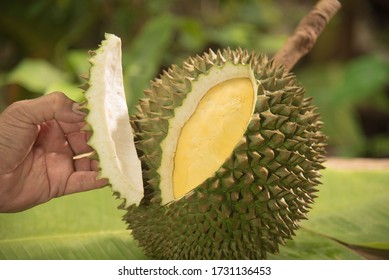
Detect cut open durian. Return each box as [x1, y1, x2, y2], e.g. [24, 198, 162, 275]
[83, 33, 326, 259]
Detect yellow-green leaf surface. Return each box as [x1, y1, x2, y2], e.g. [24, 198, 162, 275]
[268, 229, 362, 260]
[0, 188, 146, 260]
[301, 168, 389, 249]
[0, 164, 388, 259]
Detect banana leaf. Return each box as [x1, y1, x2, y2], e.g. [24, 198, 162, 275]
[0, 164, 388, 259]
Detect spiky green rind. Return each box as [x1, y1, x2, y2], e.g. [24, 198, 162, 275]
[126, 48, 326, 259]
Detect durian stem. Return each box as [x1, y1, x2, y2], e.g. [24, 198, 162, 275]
[273, 0, 341, 72]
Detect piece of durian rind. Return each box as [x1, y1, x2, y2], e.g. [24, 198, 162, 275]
[83, 33, 144, 207]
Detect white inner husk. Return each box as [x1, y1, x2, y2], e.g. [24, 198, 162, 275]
[85, 33, 144, 207]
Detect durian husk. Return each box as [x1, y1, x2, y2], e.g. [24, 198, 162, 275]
[82, 34, 144, 207]
[124, 48, 326, 259]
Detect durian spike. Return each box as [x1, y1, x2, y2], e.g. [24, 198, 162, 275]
[78, 83, 90, 91]
[79, 73, 89, 81]
[273, 0, 341, 72]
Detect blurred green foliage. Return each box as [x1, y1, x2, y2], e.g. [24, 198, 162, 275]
[297, 55, 389, 157]
[1, 0, 389, 157]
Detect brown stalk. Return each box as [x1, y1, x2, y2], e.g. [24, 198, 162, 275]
[273, 0, 341, 72]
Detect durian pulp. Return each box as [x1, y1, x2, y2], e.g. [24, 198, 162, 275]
[173, 78, 254, 198]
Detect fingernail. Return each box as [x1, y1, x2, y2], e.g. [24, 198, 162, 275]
[72, 102, 87, 116]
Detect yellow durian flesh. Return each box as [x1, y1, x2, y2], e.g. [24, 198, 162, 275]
[158, 62, 257, 204]
[173, 77, 255, 199]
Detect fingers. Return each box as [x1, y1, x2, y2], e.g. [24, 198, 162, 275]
[34, 120, 72, 154]
[72, 157, 92, 171]
[0, 92, 86, 173]
[65, 127, 94, 171]
[58, 121, 86, 135]
[66, 129, 92, 154]
[91, 159, 100, 171]
[9, 92, 86, 125]
[64, 171, 108, 195]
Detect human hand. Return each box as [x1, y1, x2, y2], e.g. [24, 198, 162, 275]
[0, 92, 107, 212]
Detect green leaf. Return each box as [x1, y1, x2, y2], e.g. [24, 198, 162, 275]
[301, 168, 389, 249]
[45, 80, 85, 102]
[0, 231, 145, 260]
[6, 59, 69, 93]
[0, 188, 147, 260]
[268, 229, 363, 260]
[1, 167, 388, 259]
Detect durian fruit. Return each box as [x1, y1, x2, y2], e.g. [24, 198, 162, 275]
[83, 33, 326, 260]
